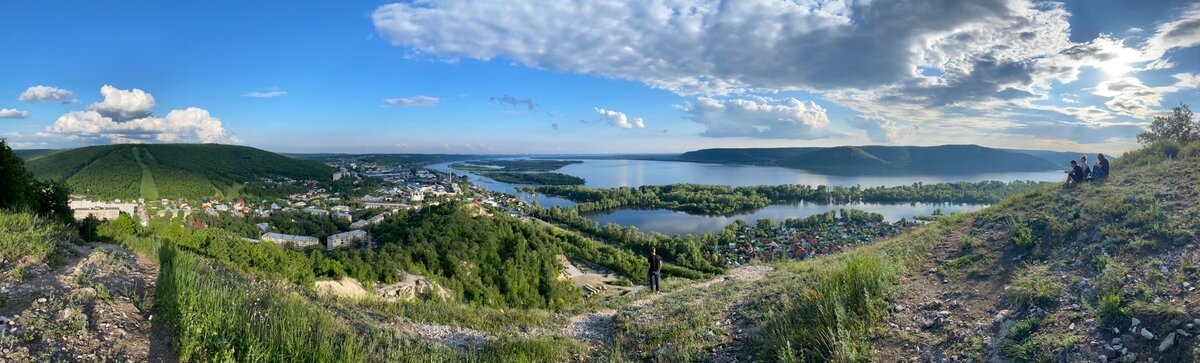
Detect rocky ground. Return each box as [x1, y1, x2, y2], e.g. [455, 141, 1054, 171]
[873, 156, 1200, 362]
[0, 243, 172, 362]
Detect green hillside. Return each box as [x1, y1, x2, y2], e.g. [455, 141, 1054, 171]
[12, 149, 57, 160]
[678, 144, 1063, 174]
[25, 144, 334, 201]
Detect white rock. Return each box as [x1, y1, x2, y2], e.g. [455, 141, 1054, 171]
[1177, 329, 1191, 337]
[1141, 328, 1156, 340]
[1132, 317, 1141, 327]
[1158, 332, 1176, 352]
[1112, 337, 1122, 345]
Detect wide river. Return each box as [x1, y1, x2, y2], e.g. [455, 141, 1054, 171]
[429, 159, 1064, 235]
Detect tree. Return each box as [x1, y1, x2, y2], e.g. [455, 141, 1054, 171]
[0, 139, 72, 223]
[0, 139, 36, 209]
[1138, 104, 1197, 144]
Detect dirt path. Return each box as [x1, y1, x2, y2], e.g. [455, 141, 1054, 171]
[0, 243, 174, 362]
[709, 265, 774, 361]
[562, 265, 775, 349]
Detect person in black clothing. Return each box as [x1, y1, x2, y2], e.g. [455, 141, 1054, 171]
[648, 247, 663, 293]
[1066, 160, 1084, 185]
[1094, 153, 1110, 178]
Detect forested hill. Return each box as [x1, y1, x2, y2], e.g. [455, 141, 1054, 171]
[25, 144, 334, 200]
[678, 144, 1067, 174]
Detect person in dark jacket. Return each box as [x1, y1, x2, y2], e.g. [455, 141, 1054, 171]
[1094, 153, 1110, 178]
[1066, 160, 1084, 185]
[648, 247, 663, 293]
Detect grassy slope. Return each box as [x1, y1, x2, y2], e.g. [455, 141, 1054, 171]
[25, 144, 333, 200]
[736, 142, 1200, 362]
[131, 147, 160, 200]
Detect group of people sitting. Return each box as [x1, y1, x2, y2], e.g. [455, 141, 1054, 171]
[1066, 153, 1110, 185]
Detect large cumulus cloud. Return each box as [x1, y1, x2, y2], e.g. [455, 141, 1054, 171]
[47, 85, 235, 144]
[373, 0, 1073, 96]
[680, 96, 834, 139]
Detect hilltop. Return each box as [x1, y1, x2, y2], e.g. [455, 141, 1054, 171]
[677, 145, 1078, 174]
[25, 144, 334, 201]
[736, 140, 1200, 361]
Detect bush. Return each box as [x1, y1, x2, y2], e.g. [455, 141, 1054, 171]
[1182, 141, 1200, 160]
[1097, 293, 1127, 327]
[1011, 225, 1038, 256]
[1006, 267, 1062, 309]
[1118, 139, 1182, 168]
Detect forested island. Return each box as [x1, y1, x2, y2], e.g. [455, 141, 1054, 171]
[449, 159, 581, 172]
[452, 159, 586, 185]
[523, 181, 1043, 215]
[476, 171, 585, 185]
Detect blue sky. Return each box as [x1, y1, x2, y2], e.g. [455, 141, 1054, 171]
[1, 0, 1197, 154]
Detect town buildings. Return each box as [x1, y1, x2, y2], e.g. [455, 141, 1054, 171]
[261, 232, 320, 249]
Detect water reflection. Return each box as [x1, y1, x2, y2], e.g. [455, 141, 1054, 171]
[585, 202, 984, 236]
[428, 158, 1057, 234]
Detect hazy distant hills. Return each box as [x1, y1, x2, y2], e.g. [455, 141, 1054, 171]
[25, 144, 333, 200]
[678, 145, 1076, 174]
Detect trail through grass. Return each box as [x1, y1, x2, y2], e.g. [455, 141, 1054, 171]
[132, 147, 160, 200]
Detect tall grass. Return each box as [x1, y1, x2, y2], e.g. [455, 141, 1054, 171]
[155, 242, 377, 362]
[747, 215, 963, 362]
[151, 239, 579, 362]
[0, 211, 74, 281]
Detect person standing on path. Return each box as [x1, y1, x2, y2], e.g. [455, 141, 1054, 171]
[648, 247, 663, 293]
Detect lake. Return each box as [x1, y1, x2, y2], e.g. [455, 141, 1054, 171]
[429, 158, 1063, 234]
[585, 202, 983, 235]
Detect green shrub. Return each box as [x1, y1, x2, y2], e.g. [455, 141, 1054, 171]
[1012, 225, 1037, 253]
[1182, 141, 1200, 160]
[93, 283, 112, 302]
[1097, 293, 1127, 327]
[1006, 267, 1062, 309]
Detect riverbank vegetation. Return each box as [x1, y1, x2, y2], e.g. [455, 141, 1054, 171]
[477, 171, 585, 185]
[524, 180, 1042, 215]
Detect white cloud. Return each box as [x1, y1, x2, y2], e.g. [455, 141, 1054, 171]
[19, 86, 75, 103]
[46, 85, 235, 144]
[680, 96, 833, 139]
[1127, 27, 1144, 33]
[88, 85, 155, 121]
[373, 0, 1076, 96]
[372, 0, 1200, 147]
[1093, 73, 1200, 119]
[1144, 4, 1200, 58]
[594, 108, 645, 129]
[242, 88, 287, 98]
[845, 115, 900, 143]
[382, 95, 440, 107]
[0, 108, 30, 119]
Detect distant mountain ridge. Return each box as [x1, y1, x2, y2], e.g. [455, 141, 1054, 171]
[25, 144, 333, 200]
[678, 145, 1079, 174]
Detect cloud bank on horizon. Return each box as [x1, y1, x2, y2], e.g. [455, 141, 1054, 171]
[372, 0, 1200, 150]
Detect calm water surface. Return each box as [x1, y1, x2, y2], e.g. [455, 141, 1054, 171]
[585, 202, 983, 235]
[429, 159, 1062, 234]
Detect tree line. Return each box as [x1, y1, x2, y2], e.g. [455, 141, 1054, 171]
[524, 181, 1043, 215]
